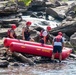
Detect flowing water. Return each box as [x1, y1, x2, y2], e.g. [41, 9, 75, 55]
[22, 16, 61, 30]
[0, 58, 76, 75]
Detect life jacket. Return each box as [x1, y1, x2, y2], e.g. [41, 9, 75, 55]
[7, 29, 17, 38]
[40, 29, 46, 38]
[7, 29, 11, 37]
[54, 35, 62, 42]
[40, 30, 43, 37]
[40, 30, 50, 42]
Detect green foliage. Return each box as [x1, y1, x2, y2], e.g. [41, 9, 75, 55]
[10, 0, 32, 6]
[24, 0, 32, 6]
[18, 0, 32, 6]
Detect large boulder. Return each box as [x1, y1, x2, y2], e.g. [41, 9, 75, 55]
[50, 18, 76, 37]
[46, 1, 75, 20]
[0, 1, 18, 16]
[66, 2, 76, 17]
[70, 32, 76, 50]
[46, 6, 68, 20]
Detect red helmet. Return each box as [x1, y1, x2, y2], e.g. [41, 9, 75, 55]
[58, 32, 62, 36]
[11, 24, 16, 30]
[26, 21, 32, 26]
[47, 26, 51, 31]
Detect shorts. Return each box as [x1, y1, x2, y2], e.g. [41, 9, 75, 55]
[53, 46, 62, 53]
[25, 37, 31, 41]
[40, 38, 44, 44]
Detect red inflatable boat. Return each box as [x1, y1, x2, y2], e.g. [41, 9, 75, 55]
[9, 42, 72, 60]
[4, 38, 53, 48]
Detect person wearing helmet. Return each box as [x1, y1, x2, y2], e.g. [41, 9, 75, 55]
[26, 21, 31, 26]
[39, 26, 51, 44]
[51, 32, 64, 63]
[6, 24, 17, 55]
[22, 21, 34, 41]
[7, 24, 17, 39]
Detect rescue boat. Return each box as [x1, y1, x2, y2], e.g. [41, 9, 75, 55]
[9, 42, 72, 60]
[4, 38, 53, 48]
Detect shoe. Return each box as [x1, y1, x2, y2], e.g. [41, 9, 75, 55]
[59, 60, 61, 63]
[50, 60, 54, 63]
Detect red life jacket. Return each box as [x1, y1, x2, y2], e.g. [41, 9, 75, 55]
[7, 29, 17, 38]
[7, 29, 11, 37]
[40, 30, 43, 37]
[54, 35, 62, 42]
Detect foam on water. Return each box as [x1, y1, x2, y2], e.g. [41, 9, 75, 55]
[22, 16, 61, 30]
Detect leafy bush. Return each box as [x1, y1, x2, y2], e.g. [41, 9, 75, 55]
[15, 0, 32, 6]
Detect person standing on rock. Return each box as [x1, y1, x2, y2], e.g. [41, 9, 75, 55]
[39, 26, 52, 44]
[5, 24, 17, 56]
[51, 32, 64, 63]
[7, 24, 17, 39]
[22, 21, 34, 41]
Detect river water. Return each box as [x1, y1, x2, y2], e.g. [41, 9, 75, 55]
[0, 58, 76, 75]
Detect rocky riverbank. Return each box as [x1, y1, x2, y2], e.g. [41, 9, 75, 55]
[0, 0, 76, 68]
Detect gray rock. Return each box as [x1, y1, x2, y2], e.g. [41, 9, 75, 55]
[50, 20, 76, 37]
[70, 32, 76, 49]
[0, 60, 9, 68]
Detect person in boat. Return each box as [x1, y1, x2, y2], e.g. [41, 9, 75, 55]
[39, 26, 52, 44]
[51, 32, 64, 63]
[22, 21, 34, 41]
[7, 24, 17, 39]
